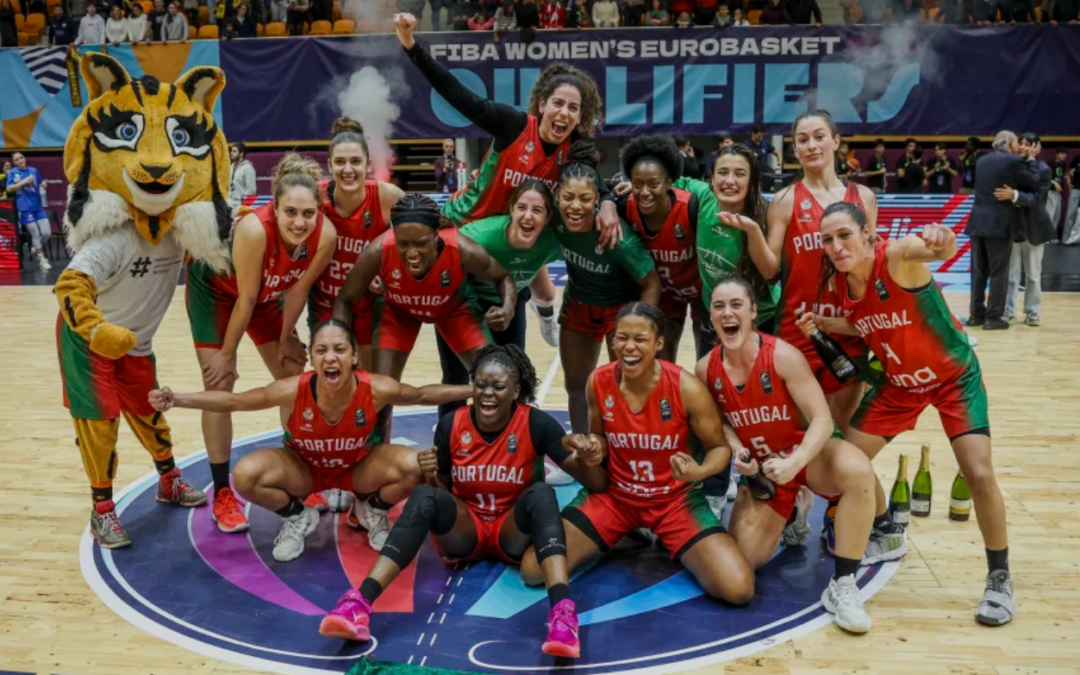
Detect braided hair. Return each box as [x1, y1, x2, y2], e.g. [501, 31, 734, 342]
[470, 344, 539, 404]
[389, 193, 456, 230]
[615, 301, 666, 337]
[556, 141, 602, 191]
[620, 135, 684, 182]
[528, 63, 603, 138]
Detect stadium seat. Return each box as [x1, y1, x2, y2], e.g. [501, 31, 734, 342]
[332, 19, 354, 33]
[197, 24, 219, 39]
[264, 21, 287, 36]
[308, 19, 331, 35]
[23, 13, 46, 37]
[256, 22, 264, 35]
[747, 9, 761, 23]
[14, 12, 24, 31]
[198, 6, 209, 25]
[17, 31, 27, 46]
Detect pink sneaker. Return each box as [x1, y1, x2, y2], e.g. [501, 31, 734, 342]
[319, 589, 371, 641]
[541, 599, 580, 658]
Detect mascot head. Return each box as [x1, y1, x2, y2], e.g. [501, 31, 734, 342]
[63, 53, 231, 272]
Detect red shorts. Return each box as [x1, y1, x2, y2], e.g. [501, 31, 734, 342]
[374, 299, 490, 354]
[559, 296, 624, 343]
[294, 447, 370, 493]
[185, 279, 285, 350]
[658, 293, 703, 324]
[56, 316, 158, 419]
[307, 297, 376, 347]
[433, 506, 518, 565]
[752, 467, 822, 520]
[851, 364, 989, 440]
[563, 487, 724, 560]
[803, 348, 870, 396]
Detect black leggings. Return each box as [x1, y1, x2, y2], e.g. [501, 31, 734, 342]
[436, 288, 530, 420]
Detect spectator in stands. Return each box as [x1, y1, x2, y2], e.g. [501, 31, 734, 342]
[515, 0, 539, 40]
[181, 0, 197, 24]
[105, 4, 128, 43]
[1048, 0, 1079, 23]
[837, 142, 860, 180]
[1048, 147, 1067, 227]
[450, 0, 475, 28]
[478, 0, 500, 19]
[693, 0, 719, 24]
[1006, 0, 1036, 20]
[926, 143, 959, 195]
[732, 6, 749, 22]
[1005, 132, 1055, 326]
[936, 0, 973, 21]
[48, 5, 78, 45]
[707, 135, 734, 174]
[0, 161, 11, 199]
[675, 136, 704, 180]
[126, 2, 149, 42]
[647, 0, 670, 24]
[160, 1, 188, 40]
[235, 3, 256, 36]
[592, 0, 620, 26]
[147, 0, 166, 39]
[270, 0, 289, 22]
[1064, 152, 1080, 242]
[227, 143, 256, 212]
[713, 2, 733, 25]
[624, 0, 645, 25]
[286, 0, 310, 35]
[674, 9, 694, 25]
[469, 8, 495, 27]
[759, 0, 794, 23]
[565, 0, 592, 27]
[220, 17, 237, 37]
[959, 137, 980, 194]
[541, 0, 564, 27]
[433, 139, 464, 194]
[890, 0, 922, 21]
[76, 2, 107, 44]
[745, 125, 781, 174]
[788, 0, 822, 23]
[864, 139, 888, 194]
[895, 138, 925, 194]
[492, 0, 516, 38]
[0, 0, 17, 47]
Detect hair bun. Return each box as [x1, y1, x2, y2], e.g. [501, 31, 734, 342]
[565, 141, 600, 170]
[331, 117, 365, 138]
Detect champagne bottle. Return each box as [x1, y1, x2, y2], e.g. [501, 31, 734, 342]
[740, 452, 776, 501]
[888, 454, 911, 527]
[795, 309, 859, 384]
[911, 444, 932, 517]
[949, 471, 972, 521]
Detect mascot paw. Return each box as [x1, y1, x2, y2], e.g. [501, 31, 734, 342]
[90, 323, 138, 359]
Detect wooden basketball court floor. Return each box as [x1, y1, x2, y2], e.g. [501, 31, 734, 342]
[1, 284, 1078, 675]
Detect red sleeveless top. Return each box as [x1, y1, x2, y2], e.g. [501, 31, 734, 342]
[311, 179, 388, 315]
[379, 228, 467, 322]
[592, 360, 691, 502]
[837, 239, 974, 391]
[777, 180, 866, 359]
[215, 203, 325, 305]
[284, 370, 378, 471]
[706, 333, 808, 465]
[625, 188, 701, 306]
[449, 404, 542, 521]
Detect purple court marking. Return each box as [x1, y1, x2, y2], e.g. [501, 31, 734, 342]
[188, 490, 325, 617]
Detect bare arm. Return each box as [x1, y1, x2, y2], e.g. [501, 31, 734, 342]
[370, 374, 473, 411]
[378, 182, 405, 224]
[220, 216, 267, 359]
[885, 222, 956, 288]
[575, 373, 611, 491]
[637, 269, 662, 307]
[678, 370, 731, 481]
[159, 377, 298, 413]
[764, 187, 793, 270]
[333, 235, 383, 324]
[279, 221, 337, 344]
[768, 342, 833, 477]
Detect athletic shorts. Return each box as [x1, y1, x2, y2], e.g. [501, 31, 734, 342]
[374, 299, 490, 354]
[434, 506, 519, 565]
[659, 293, 703, 324]
[803, 348, 870, 396]
[307, 296, 377, 347]
[56, 315, 158, 420]
[18, 208, 48, 226]
[185, 268, 284, 349]
[742, 428, 843, 519]
[851, 363, 989, 440]
[559, 295, 624, 343]
[563, 487, 725, 561]
[292, 448, 369, 494]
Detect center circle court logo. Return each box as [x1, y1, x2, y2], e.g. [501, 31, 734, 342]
[82, 408, 898, 675]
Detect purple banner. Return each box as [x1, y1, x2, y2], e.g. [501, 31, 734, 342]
[219, 25, 1080, 143]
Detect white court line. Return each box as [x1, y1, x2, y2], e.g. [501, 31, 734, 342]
[537, 354, 561, 406]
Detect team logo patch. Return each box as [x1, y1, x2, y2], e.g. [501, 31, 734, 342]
[659, 398, 672, 421]
[800, 198, 813, 211]
[874, 278, 890, 301]
[302, 407, 314, 421]
[604, 394, 615, 409]
[391, 269, 401, 280]
[760, 372, 774, 394]
[525, 141, 535, 153]
[713, 377, 723, 391]
[594, 243, 604, 255]
[674, 224, 685, 240]
[461, 431, 473, 446]
[354, 409, 366, 428]
[441, 270, 452, 287]
[507, 433, 517, 454]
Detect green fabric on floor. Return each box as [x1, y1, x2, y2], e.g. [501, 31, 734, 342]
[345, 656, 476, 675]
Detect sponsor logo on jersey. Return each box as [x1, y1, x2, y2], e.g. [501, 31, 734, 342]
[441, 270, 451, 287]
[303, 407, 314, 421]
[603, 412, 614, 422]
[674, 224, 685, 240]
[874, 278, 890, 301]
[659, 398, 672, 421]
[604, 394, 615, 409]
[519, 155, 531, 165]
[507, 433, 517, 454]
[510, 257, 527, 265]
[355, 409, 366, 428]
[760, 372, 774, 394]
[461, 431, 473, 446]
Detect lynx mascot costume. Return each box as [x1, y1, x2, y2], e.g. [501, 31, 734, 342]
[55, 53, 232, 549]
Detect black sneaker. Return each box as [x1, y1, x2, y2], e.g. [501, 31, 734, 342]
[966, 316, 986, 327]
[983, 318, 1010, 331]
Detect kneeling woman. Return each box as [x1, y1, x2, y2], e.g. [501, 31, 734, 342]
[147, 320, 472, 560]
[698, 277, 876, 634]
[321, 345, 605, 658]
[521, 303, 755, 605]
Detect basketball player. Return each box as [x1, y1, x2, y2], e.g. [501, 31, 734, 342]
[6, 152, 52, 270]
[148, 320, 471, 562]
[698, 277, 875, 633]
[321, 345, 604, 657]
[553, 144, 661, 435]
[798, 204, 1014, 627]
[520, 303, 756, 606]
[185, 155, 337, 535]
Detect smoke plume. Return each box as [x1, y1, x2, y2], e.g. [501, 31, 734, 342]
[839, 22, 942, 100]
[335, 66, 402, 182]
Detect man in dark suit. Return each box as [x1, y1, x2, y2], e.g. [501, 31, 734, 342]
[1003, 133, 1056, 326]
[966, 130, 1040, 330]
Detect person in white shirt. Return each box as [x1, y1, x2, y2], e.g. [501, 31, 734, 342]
[227, 143, 257, 212]
[105, 5, 128, 44]
[592, 0, 619, 26]
[75, 3, 106, 45]
[127, 2, 150, 42]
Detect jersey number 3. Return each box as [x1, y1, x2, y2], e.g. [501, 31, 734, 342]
[630, 460, 655, 482]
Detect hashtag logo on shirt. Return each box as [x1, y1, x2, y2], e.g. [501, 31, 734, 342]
[129, 257, 151, 278]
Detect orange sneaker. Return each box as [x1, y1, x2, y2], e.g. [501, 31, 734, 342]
[212, 487, 249, 533]
[304, 492, 329, 512]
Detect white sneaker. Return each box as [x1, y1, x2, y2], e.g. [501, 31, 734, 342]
[327, 488, 355, 513]
[38, 255, 52, 271]
[706, 494, 727, 522]
[351, 499, 392, 551]
[529, 301, 560, 348]
[272, 506, 320, 562]
[822, 575, 871, 634]
[545, 462, 576, 486]
[726, 470, 739, 500]
[782, 487, 815, 547]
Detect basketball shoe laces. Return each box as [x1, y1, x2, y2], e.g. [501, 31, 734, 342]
[163, 473, 194, 501]
[833, 576, 864, 609]
[274, 511, 309, 547]
[217, 488, 243, 516]
[100, 508, 124, 535]
[552, 600, 579, 635]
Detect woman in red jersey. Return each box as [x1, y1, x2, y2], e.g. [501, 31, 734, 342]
[185, 154, 337, 535]
[697, 277, 876, 634]
[520, 303, 755, 605]
[321, 345, 606, 657]
[148, 320, 472, 560]
[308, 117, 404, 369]
[798, 203, 1014, 627]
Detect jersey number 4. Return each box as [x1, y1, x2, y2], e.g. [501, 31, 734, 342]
[630, 460, 655, 482]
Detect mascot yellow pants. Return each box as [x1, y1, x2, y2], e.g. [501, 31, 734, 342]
[56, 270, 175, 503]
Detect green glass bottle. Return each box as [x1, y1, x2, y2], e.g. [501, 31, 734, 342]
[911, 444, 932, 518]
[949, 471, 972, 521]
[888, 454, 911, 527]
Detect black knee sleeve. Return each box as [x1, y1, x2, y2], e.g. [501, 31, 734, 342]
[514, 483, 566, 564]
[380, 485, 458, 568]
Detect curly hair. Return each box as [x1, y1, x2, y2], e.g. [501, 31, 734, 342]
[528, 63, 603, 138]
[620, 135, 683, 182]
[556, 141, 602, 191]
[389, 193, 455, 230]
[271, 153, 322, 203]
[328, 116, 369, 160]
[470, 344, 539, 404]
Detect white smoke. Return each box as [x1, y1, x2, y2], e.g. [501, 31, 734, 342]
[336, 66, 402, 181]
[840, 23, 942, 99]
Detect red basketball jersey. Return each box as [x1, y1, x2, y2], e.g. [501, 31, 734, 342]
[449, 404, 543, 520]
[592, 360, 691, 502]
[214, 203, 325, 304]
[625, 188, 701, 305]
[706, 334, 808, 464]
[777, 180, 866, 358]
[837, 239, 974, 390]
[379, 227, 467, 322]
[310, 179, 389, 315]
[284, 370, 378, 471]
